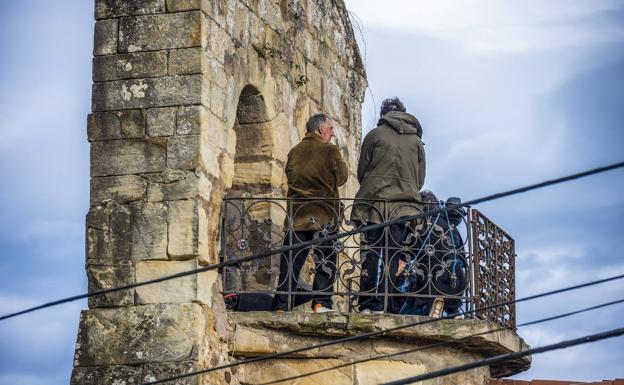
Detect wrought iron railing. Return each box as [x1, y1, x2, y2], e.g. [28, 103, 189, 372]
[220, 197, 516, 329]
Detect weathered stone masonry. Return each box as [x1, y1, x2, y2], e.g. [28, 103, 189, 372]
[72, 1, 529, 384]
[73, 0, 367, 384]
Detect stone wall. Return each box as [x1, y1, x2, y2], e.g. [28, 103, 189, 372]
[72, 0, 366, 383]
[231, 312, 531, 385]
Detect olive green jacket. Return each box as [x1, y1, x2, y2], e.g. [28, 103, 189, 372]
[285, 133, 349, 231]
[351, 111, 426, 224]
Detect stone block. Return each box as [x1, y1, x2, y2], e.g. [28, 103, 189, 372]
[240, 359, 352, 385]
[95, 0, 166, 19]
[177, 105, 204, 135]
[142, 360, 201, 385]
[135, 260, 216, 304]
[130, 202, 168, 261]
[108, 203, 133, 259]
[348, 97, 363, 133]
[118, 12, 202, 53]
[200, 143, 227, 185]
[166, 0, 201, 12]
[146, 107, 177, 137]
[200, 0, 227, 28]
[147, 171, 201, 201]
[93, 51, 168, 82]
[209, 83, 226, 119]
[88, 110, 145, 142]
[231, 160, 283, 190]
[86, 205, 109, 230]
[86, 227, 107, 263]
[247, 11, 264, 50]
[354, 360, 427, 385]
[74, 304, 206, 365]
[228, 1, 249, 45]
[295, 29, 317, 61]
[258, 0, 283, 27]
[143, 168, 188, 184]
[90, 139, 166, 176]
[169, 47, 202, 75]
[306, 64, 321, 103]
[321, 76, 343, 121]
[204, 56, 227, 88]
[232, 121, 274, 160]
[70, 365, 142, 385]
[204, 20, 234, 63]
[92, 75, 203, 111]
[222, 78, 238, 126]
[348, 72, 367, 103]
[87, 264, 135, 308]
[86, 203, 133, 263]
[90, 175, 148, 205]
[93, 19, 117, 56]
[167, 135, 200, 170]
[232, 326, 341, 358]
[167, 199, 199, 259]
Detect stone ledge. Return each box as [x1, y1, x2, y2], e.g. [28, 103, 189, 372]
[230, 312, 531, 378]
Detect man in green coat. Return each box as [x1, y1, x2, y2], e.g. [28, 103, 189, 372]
[272, 113, 349, 313]
[351, 97, 426, 313]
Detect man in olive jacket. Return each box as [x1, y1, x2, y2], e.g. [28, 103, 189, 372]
[351, 97, 426, 313]
[272, 113, 349, 313]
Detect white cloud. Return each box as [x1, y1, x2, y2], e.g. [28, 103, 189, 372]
[520, 326, 570, 346]
[521, 244, 586, 264]
[515, 322, 624, 381]
[345, 0, 624, 53]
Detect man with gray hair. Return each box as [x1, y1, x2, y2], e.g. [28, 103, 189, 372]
[272, 113, 349, 313]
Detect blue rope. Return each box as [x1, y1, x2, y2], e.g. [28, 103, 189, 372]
[398, 206, 443, 315]
[403, 205, 442, 275]
[443, 201, 461, 271]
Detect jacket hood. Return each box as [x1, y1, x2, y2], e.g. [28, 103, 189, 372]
[379, 111, 422, 137]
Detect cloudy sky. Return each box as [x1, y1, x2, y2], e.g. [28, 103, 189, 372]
[0, 1, 622, 384]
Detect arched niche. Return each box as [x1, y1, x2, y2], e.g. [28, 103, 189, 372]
[229, 85, 276, 197]
[223, 85, 286, 292]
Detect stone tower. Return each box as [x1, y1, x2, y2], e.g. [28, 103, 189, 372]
[71, 1, 529, 384]
[72, 0, 366, 384]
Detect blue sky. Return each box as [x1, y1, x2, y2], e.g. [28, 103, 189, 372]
[347, 0, 624, 381]
[0, 1, 623, 384]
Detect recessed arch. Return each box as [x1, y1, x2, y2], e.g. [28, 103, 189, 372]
[224, 84, 285, 290]
[227, 84, 278, 197]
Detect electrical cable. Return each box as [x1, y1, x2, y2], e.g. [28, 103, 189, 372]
[257, 298, 624, 385]
[1, 161, 622, 322]
[381, 326, 624, 385]
[141, 273, 624, 385]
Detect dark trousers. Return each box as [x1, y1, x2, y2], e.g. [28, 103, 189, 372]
[358, 223, 410, 312]
[272, 230, 337, 310]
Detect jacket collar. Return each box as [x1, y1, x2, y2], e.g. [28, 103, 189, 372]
[302, 132, 325, 142]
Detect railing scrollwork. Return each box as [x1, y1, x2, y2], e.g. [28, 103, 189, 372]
[220, 197, 516, 329]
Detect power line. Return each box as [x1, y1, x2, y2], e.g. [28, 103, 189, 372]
[381, 326, 624, 385]
[1, 160, 622, 322]
[142, 273, 624, 385]
[257, 298, 624, 385]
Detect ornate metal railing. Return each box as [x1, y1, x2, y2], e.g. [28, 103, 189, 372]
[220, 197, 516, 329]
[471, 210, 516, 328]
